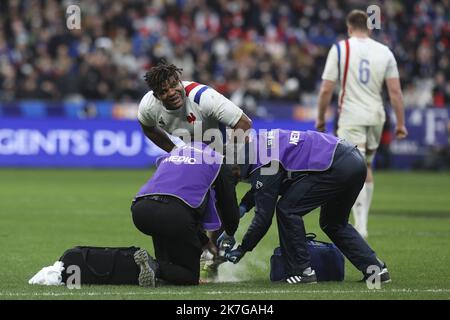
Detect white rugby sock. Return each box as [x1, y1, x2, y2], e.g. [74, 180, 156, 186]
[365, 182, 374, 210]
[363, 182, 374, 235]
[352, 184, 367, 236]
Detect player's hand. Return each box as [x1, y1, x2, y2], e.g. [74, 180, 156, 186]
[203, 239, 218, 258]
[395, 125, 408, 139]
[315, 119, 326, 132]
[217, 232, 236, 254]
[225, 246, 245, 264]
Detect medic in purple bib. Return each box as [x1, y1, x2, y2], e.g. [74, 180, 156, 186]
[131, 143, 239, 286]
[223, 129, 391, 285]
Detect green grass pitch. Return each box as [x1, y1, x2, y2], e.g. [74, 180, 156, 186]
[0, 169, 449, 300]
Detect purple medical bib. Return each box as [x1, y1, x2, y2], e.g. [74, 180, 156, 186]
[250, 130, 340, 173]
[136, 143, 223, 231]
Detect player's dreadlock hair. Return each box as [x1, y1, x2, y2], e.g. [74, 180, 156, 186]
[144, 60, 183, 94]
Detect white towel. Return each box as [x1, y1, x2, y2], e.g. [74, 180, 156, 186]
[28, 261, 65, 286]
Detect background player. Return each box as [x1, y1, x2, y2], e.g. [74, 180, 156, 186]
[315, 10, 408, 238]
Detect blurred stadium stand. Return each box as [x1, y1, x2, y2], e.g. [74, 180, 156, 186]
[0, 0, 449, 169]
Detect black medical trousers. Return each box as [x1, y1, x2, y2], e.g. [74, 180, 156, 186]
[277, 141, 382, 275]
[131, 196, 203, 285]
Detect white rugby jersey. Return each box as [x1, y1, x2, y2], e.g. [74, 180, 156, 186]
[322, 37, 399, 126]
[138, 81, 243, 140]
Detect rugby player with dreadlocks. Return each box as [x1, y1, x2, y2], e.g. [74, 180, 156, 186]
[137, 60, 252, 283]
[138, 60, 252, 152]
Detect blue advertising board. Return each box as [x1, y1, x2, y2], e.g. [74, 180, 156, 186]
[388, 108, 448, 169]
[0, 119, 163, 167]
[0, 109, 447, 168]
[0, 118, 320, 168]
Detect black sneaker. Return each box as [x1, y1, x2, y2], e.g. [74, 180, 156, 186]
[361, 264, 391, 283]
[134, 249, 158, 287]
[286, 268, 317, 284]
[378, 267, 391, 283]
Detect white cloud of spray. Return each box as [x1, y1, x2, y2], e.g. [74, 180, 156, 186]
[216, 257, 268, 283]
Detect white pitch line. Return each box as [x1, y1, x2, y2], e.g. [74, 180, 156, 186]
[0, 288, 449, 297]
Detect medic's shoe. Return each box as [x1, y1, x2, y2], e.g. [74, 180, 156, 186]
[134, 249, 158, 287]
[286, 268, 317, 284]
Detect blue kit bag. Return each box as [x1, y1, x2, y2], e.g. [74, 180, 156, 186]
[270, 233, 345, 282]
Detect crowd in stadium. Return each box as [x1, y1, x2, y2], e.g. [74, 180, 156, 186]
[0, 0, 449, 109]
